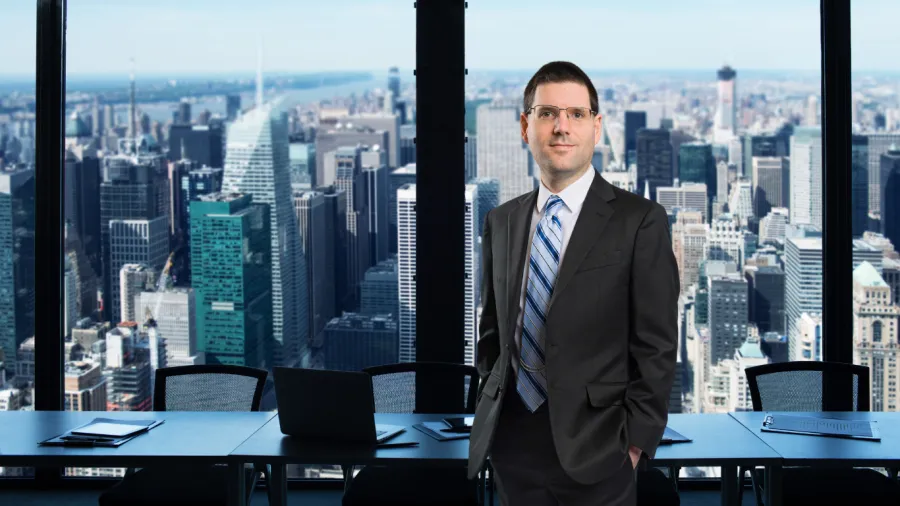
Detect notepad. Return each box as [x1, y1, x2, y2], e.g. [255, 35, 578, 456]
[760, 413, 880, 441]
[72, 422, 149, 438]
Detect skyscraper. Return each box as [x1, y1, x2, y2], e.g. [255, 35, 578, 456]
[294, 190, 332, 347]
[656, 183, 708, 222]
[678, 142, 716, 217]
[223, 102, 308, 367]
[361, 258, 399, 317]
[64, 146, 102, 277]
[879, 147, 900, 249]
[852, 261, 900, 412]
[706, 263, 748, 366]
[363, 164, 390, 267]
[118, 263, 157, 323]
[790, 127, 823, 229]
[865, 134, 900, 215]
[389, 164, 416, 255]
[672, 210, 707, 291]
[333, 146, 371, 308]
[167, 122, 225, 168]
[99, 151, 169, 322]
[315, 126, 389, 187]
[751, 156, 788, 219]
[852, 135, 870, 237]
[191, 193, 272, 368]
[624, 111, 647, 169]
[397, 184, 417, 363]
[476, 100, 537, 204]
[745, 266, 785, 334]
[464, 184, 478, 368]
[713, 65, 737, 143]
[226, 94, 241, 122]
[636, 128, 673, 201]
[108, 217, 169, 324]
[137, 288, 200, 367]
[323, 313, 398, 372]
[0, 169, 35, 376]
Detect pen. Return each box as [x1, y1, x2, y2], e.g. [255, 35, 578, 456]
[377, 442, 419, 448]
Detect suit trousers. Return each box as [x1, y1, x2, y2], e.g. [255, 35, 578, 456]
[490, 367, 637, 506]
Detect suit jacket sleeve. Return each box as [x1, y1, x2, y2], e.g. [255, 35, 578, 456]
[476, 210, 501, 401]
[626, 202, 680, 459]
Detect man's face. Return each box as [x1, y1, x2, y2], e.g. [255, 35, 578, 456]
[521, 81, 602, 180]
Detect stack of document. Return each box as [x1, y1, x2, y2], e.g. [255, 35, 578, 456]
[40, 417, 164, 447]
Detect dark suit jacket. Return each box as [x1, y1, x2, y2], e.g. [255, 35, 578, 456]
[466, 172, 680, 485]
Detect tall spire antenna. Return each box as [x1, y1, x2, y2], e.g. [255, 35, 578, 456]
[129, 57, 137, 142]
[256, 37, 264, 108]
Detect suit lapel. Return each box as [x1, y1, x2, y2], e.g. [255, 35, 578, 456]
[506, 190, 538, 332]
[547, 174, 616, 312]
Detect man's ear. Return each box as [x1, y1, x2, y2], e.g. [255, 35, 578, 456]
[520, 113, 529, 144]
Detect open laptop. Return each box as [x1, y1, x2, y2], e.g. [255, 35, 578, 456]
[273, 367, 405, 444]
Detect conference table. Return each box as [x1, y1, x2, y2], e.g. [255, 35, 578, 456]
[5, 410, 899, 506]
[0, 410, 277, 505]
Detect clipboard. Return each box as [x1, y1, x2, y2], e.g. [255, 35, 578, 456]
[659, 426, 692, 445]
[39, 418, 164, 447]
[413, 421, 470, 441]
[760, 413, 880, 441]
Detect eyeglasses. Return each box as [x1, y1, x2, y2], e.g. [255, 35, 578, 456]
[526, 105, 597, 123]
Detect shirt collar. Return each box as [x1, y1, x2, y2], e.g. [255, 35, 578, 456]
[536, 165, 596, 215]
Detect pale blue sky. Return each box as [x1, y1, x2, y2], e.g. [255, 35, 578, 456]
[1, 0, 897, 76]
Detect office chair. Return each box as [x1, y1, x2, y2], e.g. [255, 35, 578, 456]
[98, 364, 271, 506]
[341, 361, 483, 506]
[738, 361, 900, 506]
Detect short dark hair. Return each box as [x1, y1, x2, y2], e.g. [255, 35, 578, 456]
[523, 61, 598, 115]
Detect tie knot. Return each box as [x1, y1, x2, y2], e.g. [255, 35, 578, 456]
[545, 195, 564, 215]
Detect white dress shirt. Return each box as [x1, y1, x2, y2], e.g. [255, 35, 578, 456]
[511, 166, 596, 378]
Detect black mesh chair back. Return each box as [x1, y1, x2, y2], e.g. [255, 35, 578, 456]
[745, 361, 870, 412]
[153, 364, 268, 412]
[362, 362, 479, 414]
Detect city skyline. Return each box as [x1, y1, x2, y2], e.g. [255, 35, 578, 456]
[3, 0, 900, 75]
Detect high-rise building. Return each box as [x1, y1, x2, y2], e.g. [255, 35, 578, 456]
[727, 339, 770, 412]
[636, 128, 673, 201]
[323, 313, 398, 372]
[363, 163, 390, 267]
[118, 264, 157, 323]
[852, 135, 870, 237]
[331, 113, 400, 169]
[64, 258, 78, 339]
[672, 210, 707, 291]
[759, 208, 789, 245]
[464, 185, 478, 368]
[397, 184, 417, 363]
[294, 190, 332, 346]
[137, 288, 201, 367]
[400, 125, 416, 167]
[727, 179, 754, 225]
[226, 94, 241, 121]
[178, 167, 224, 284]
[108, 217, 169, 324]
[389, 164, 417, 255]
[745, 266, 785, 334]
[751, 156, 788, 219]
[388, 67, 401, 113]
[167, 122, 224, 168]
[476, 100, 537, 204]
[678, 142, 716, 218]
[742, 134, 788, 181]
[879, 146, 900, 249]
[790, 127, 823, 229]
[321, 187, 349, 314]
[466, 133, 478, 183]
[333, 146, 372, 308]
[177, 99, 192, 125]
[99, 151, 169, 321]
[191, 193, 272, 369]
[361, 258, 399, 317]
[64, 146, 102, 276]
[707, 214, 743, 267]
[315, 126, 389, 187]
[713, 66, 737, 143]
[707, 263, 748, 365]
[223, 103, 308, 367]
[289, 141, 315, 186]
[865, 134, 900, 215]
[624, 111, 647, 169]
[64, 361, 107, 412]
[656, 183, 708, 222]
[805, 95, 819, 127]
[852, 261, 900, 412]
[0, 169, 35, 377]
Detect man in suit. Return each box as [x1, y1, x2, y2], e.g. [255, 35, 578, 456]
[467, 61, 679, 505]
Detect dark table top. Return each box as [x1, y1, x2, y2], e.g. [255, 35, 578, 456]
[650, 413, 781, 467]
[729, 411, 900, 467]
[0, 411, 276, 467]
[230, 413, 471, 467]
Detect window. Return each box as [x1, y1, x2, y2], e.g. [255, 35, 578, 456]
[467, 0, 821, 479]
[62, 0, 412, 480]
[0, 1, 37, 479]
[851, 0, 900, 416]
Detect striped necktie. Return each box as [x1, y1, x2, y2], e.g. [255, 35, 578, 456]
[517, 194, 564, 413]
